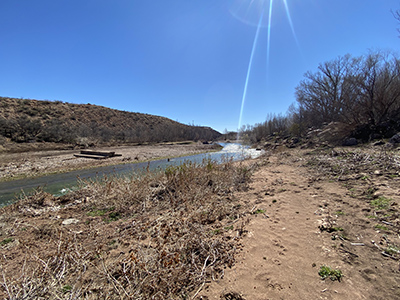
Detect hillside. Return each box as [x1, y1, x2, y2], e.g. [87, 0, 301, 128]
[0, 97, 221, 149]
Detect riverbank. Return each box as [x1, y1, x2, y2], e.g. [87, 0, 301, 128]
[0, 142, 221, 182]
[0, 146, 399, 299]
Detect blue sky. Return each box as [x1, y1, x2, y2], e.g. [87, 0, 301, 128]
[0, 0, 399, 133]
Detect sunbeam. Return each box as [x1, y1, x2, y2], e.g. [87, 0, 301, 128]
[237, 7, 265, 140]
[266, 0, 273, 80]
[282, 0, 302, 55]
[233, 0, 304, 139]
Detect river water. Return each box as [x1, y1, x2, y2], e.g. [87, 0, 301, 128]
[0, 143, 263, 206]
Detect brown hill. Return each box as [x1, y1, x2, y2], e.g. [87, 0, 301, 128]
[0, 97, 221, 148]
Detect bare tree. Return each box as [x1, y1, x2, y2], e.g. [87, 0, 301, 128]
[295, 51, 400, 139]
[392, 9, 400, 36]
[295, 54, 354, 127]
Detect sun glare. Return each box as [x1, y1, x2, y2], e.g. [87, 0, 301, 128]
[232, 0, 301, 136]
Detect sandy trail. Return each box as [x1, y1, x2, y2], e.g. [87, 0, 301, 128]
[200, 151, 399, 300]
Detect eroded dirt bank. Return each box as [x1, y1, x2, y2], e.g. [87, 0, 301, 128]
[0, 142, 221, 181]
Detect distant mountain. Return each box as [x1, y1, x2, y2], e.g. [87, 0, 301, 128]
[0, 97, 221, 147]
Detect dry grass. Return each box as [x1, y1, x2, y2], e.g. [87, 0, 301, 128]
[305, 147, 400, 178]
[0, 158, 257, 299]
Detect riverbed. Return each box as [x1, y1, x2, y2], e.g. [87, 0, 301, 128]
[0, 143, 263, 205]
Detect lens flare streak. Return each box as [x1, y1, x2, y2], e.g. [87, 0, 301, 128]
[282, 0, 301, 53]
[237, 8, 265, 139]
[266, 0, 273, 80]
[236, 0, 302, 138]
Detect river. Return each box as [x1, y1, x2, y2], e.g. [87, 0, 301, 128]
[0, 143, 263, 206]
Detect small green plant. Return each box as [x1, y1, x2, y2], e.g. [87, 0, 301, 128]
[62, 285, 72, 294]
[106, 212, 121, 223]
[253, 209, 266, 214]
[371, 197, 391, 210]
[87, 208, 108, 217]
[335, 211, 344, 215]
[0, 238, 14, 246]
[212, 229, 221, 235]
[318, 265, 343, 281]
[224, 225, 234, 231]
[361, 176, 369, 180]
[374, 224, 388, 231]
[385, 245, 400, 255]
[365, 187, 376, 199]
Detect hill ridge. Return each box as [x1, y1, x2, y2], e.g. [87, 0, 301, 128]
[0, 97, 221, 147]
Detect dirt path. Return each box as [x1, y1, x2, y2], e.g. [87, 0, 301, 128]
[200, 151, 400, 300]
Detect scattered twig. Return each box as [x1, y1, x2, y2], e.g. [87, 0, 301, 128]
[381, 251, 398, 260]
[339, 247, 359, 257]
[350, 243, 365, 246]
[191, 280, 206, 300]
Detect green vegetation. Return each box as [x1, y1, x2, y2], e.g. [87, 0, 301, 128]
[61, 285, 72, 294]
[371, 197, 391, 210]
[105, 211, 121, 223]
[384, 245, 400, 255]
[253, 209, 266, 214]
[87, 207, 121, 222]
[332, 227, 344, 232]
[374, 224, 389, 231]
[335, 211, 345, 215]
[87, 208, 108, 217]
[0, 237, 13, 246]
[318, 265, 343, 281]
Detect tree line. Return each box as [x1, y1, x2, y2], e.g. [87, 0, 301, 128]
[240, 51, 400, 144]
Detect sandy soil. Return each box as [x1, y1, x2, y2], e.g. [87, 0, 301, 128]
[199, 149, 400, 300]
[0, 142, 221, 181]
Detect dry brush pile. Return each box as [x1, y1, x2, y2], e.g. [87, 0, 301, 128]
[0, 158, 256, 299]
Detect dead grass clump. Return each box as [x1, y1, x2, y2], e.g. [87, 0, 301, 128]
[0, 158, 255, 299]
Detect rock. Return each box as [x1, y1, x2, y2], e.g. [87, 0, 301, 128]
[62, 218, 80, 225]
[291, 137, 300, 144]
[389, 133, 400, 144]
[342, 138, 358, 146]
[263, 142, 272, 148]
[370, 133, 382, 140]
[373, 141, 385, 146]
